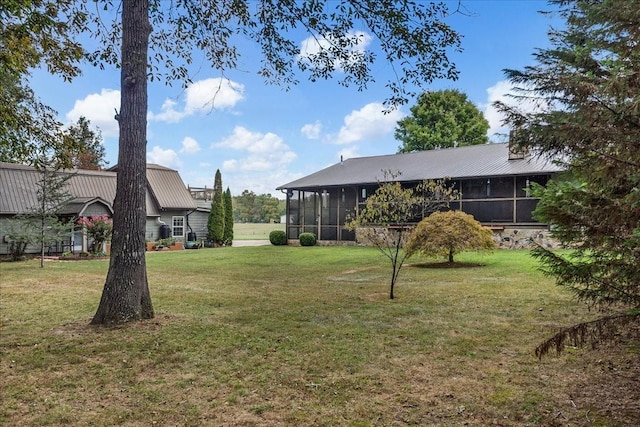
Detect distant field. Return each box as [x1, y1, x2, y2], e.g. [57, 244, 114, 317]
[233, 222, 285, 240]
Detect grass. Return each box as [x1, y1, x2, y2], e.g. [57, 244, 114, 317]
[1, 247, 638, 426]
[233, 222, 285, 240]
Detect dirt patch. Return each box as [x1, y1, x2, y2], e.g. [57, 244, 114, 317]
[408, 261, 486, 268]
[50, 313, 178, 336]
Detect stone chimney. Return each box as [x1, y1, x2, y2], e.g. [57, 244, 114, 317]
[508, 128, 530, 160]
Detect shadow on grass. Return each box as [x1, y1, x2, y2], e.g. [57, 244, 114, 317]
[407, 261, 486, 269]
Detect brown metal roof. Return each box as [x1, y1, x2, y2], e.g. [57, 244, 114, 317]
[0, 162, 195, 215]
[146, 164, 197, 210]
[277, 143, 564, 190]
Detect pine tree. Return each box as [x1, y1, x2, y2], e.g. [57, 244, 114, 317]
[223, 188, 234, 246]
[495, 0, 640, 356]
[208, 169, 225, 246]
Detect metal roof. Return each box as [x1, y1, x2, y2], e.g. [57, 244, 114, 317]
[0, 162, 195, 215]
[277, 143, 563, 190]
[146, 164, 197, 210]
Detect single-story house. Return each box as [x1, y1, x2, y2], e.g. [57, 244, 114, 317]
[0, 162, 207, 255]
[277, 142, 564, 246]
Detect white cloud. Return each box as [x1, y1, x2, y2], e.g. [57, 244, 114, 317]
[180, 136, 200, 154]
[149, 99, 185, 123]
[149, 77, 245, 123]
[214, 126, 297, 172]
[185, 78, 245, 112]
[147, 146, 183, 169]
[301, 121, 322, 139]
[298, 31, 373, 71]
[66, 89, 120, 137]
[335, 102, 404, 144]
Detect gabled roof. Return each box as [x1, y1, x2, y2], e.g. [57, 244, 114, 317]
[146, 164, 197, 210]
[0, 162, 195, 215]
[277, 143, 563, 190]
[60, 197, 114, 216]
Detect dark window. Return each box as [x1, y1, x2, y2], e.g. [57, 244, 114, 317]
[461, 179, 489, 199]
[320, 226, 337, 240]
[462, 200, 514, 223]
[287, 226, 300, 239]
[288, 191, 300, 225]
[303, 191, 317, 226]
[489, 177, 514, 198]
[516, 199, 541, 222]
[516, 175, 549, 197]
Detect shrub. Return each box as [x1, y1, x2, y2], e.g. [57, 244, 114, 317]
[406, 210, 495, 263]
[299, 232, 317, 246]
[76, 215, 113, 254]
[269, 230, 287, 246]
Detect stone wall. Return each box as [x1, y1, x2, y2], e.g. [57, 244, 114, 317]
[491, 227, 559, 249]
[351, 225, 560, 250]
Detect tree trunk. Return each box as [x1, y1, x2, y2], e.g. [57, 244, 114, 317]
[448, 248, 454, 263]
[91, 0, 153, 325]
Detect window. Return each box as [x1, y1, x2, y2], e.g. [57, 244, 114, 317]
[172, 216, 185, 237]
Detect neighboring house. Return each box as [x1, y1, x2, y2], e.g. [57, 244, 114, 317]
[277, 142, 564, 246]
[0, 162, 203, 255]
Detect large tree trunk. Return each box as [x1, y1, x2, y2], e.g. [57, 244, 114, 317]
[91, 0, 153, 326]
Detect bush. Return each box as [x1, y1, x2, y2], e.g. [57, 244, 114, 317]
[269, 230, 287, 246]
[299, 232, 317, 246]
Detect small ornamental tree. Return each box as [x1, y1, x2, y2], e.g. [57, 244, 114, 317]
[346, 171, 458, 299]
[32, 157, 75, 267]
[77, 215, 113, 254]
[405, 210, 495, 263]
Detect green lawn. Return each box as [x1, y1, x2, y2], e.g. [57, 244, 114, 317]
[1, 247, 637, 426]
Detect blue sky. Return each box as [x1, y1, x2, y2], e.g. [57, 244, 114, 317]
[30, 1, 559, 198]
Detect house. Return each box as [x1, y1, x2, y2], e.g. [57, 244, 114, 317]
[276, 142, 564, 246]
[0, 162, 205, 255]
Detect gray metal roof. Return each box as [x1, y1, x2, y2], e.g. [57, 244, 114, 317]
[277, 143, 563, 190]
[0, 162, 195, 215]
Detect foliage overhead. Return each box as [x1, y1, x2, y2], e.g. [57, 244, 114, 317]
[405, 210, 495, 263]
[346, 170, 459, 299]
[83, 0, 461, 108]
[395, 89, 489, 153]
[494, 0, 640, 355]
[0, 1, 86, 165]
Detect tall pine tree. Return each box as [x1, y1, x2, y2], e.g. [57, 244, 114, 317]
[495, 0, 640, 356]
[207, 169, 225, 246]
[223, 188, 234, 246]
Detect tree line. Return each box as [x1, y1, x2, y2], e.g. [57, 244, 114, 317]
[232, 190, 285, 223]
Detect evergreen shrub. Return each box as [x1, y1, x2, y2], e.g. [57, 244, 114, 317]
[299, 232, 316, 246]
[269, 230, 287, 246]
